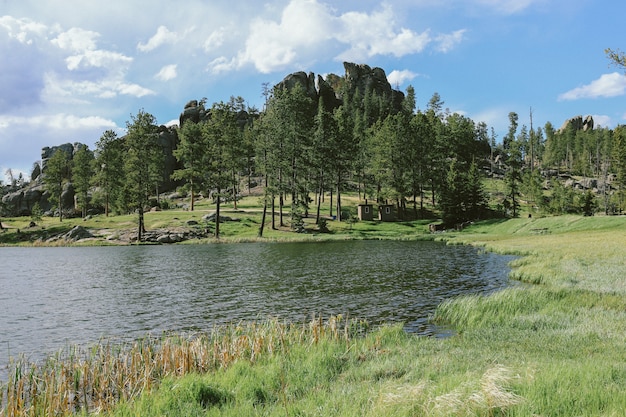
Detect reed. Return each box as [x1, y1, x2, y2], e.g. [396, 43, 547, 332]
[0, 316, 364, 416]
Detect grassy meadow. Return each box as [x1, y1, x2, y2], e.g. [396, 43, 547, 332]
[1, 191, 626, 415]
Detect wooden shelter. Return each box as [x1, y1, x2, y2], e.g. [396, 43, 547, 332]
[378, 204, 395, 221]
[357, 201, 374, 221]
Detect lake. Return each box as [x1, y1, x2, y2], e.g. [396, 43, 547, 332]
[0, 240, 515, 369]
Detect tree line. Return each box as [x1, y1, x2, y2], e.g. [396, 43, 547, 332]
[6, 58, 626, 240]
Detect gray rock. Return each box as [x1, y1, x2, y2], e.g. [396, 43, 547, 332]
[202, 213, 239, 223]
[64, 225, 93, 241]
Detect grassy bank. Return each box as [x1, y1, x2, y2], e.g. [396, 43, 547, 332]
[2, 215, 626, 416]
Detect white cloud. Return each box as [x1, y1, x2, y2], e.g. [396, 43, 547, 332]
[204, 28, 227, 51]
[52, 27, 99, 52]
[207, 56, 237, 74]
[558, 73, 626, 101]
[42, 73, 155, 101]
[65, 49, 133, 71]
[336, 5, 432, 61]
[0, 15, 50, 44]
[435, 29, 467, 53]
[235, 0, 464, 73]
[239, 0, 335, 73]
[137, 25, 180, 52]
[0, 113, 116, 131]
[388, 69, 419, 86]
[155, 64, 178, 81]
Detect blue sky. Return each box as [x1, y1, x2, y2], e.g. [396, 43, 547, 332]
[1, 0, 625, 178]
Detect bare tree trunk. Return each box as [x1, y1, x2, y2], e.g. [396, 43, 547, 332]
[58, 189, 63, 222]
[279, 193, 285, 227]
[271, 194, 276, 230]
[336, 172, 342, 222]
[215, 187, 221, 239]
[137, 207, 144, 242]
[259, 175, 268, 237]
[190, 178, 195, 211]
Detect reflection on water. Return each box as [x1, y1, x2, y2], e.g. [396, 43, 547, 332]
[0, 240, 514, 366]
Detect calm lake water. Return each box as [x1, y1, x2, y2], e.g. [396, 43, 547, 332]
[0, 240, 515, 369]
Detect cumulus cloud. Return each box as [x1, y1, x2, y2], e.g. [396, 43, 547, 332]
[0, 15, 49, 44]
[137, 25, 180, 52]
[234, 0, 464, 73]
[336, 5, 432, 61]
[558, 73, 626, 101]
[52, 27, 99, 52]
[155, 64, 178, 81]
[238, 0, 334, 73]
[387, 69, 419, 86]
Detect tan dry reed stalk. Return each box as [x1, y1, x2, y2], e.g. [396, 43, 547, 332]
[0, 315, 360, 417]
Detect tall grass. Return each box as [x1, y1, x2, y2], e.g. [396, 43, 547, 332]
[0, 316, 364, 416]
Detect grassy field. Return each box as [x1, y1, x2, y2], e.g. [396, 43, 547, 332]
[2, 202, 626, 415]
[0, 194, 436, 245]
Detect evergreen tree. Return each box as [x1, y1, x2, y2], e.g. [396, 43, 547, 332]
[172, 118, 206, 211]
[44, 149, 71, 222]
[332, 104, 357, 221]
[312, 96, 337, 224]
[202, 100, 243, 238]
[72, 144, 94, 218]
[124, 110, 163, 242]
[505, 141, 523, 217]
[93, 130, 124, 216]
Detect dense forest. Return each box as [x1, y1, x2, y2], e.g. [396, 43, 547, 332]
[2, 62, 626, 236]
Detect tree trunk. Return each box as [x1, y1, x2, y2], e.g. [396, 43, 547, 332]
[137, 207, 144, 242]
[58, 189, 63, 222]
[279, 193, 285, 227]
[271, 194, 276, 230]
[215, 187, 221, 239]
[232, 170, 238, 210]
[259, 175, 268, 237]
[336, 172, 342, 222]
[329, 189, 333, 218]
[190, 179, 195, 211]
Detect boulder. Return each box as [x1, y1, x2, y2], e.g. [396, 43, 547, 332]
[156, 233, 184, 244]
[202, 213, 239, 223]
[64, 225, 93, 241]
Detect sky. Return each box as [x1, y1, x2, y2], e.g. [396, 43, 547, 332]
[1, 0, 625, 179]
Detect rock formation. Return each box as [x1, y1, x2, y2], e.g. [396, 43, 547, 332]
[559, 115, 594, 133]
[273, 62, 405, 114]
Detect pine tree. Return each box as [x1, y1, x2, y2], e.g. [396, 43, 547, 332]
[94, 130, 124, 216]
[44, 149, 71, 222]
[72, 144, 94, 218]
[124, 110, 163, 242]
